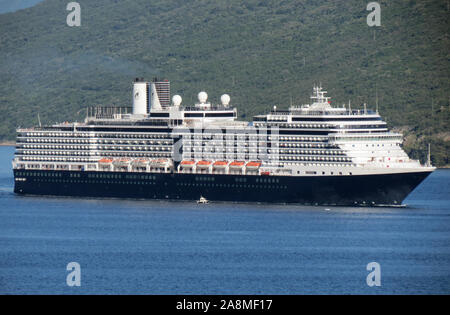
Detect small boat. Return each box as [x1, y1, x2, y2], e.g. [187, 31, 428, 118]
[197, 196, 209, 204]
[132, 158, 149, 167]
[246, 161, 262, 170]
[113, 158, 131, 167]
[180, 160, 196, 168]
[213, 161, 228, 168]
[229, 161, 245, 168]
[98, 158, 113, 164]
[151, 158, 172, 168]
[196, 160, 212, 168]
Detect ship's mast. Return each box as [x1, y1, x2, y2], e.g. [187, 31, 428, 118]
[310, 85, 330, 104]
[375, 84, 379, 114]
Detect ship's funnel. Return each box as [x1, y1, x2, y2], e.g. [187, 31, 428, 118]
[132, 80, 148, 115]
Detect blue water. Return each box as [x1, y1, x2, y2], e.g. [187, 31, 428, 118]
[0, 0, 44, 15]
[0, 146, 449, 294]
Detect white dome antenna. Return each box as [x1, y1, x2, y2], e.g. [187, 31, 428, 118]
[198, 91, 208, 104]
[221, 94, 231, 106]
[172, 95, 182, 106]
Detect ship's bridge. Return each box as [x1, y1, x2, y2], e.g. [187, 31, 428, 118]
[253, 86, 384, 125]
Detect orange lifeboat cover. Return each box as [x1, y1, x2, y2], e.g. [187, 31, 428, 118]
[99, 158, 113, 163]
[246, 161, 262, 167]
[213, 161, 228, 166]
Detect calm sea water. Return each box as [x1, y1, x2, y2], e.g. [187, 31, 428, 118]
[0, 146, 449, 294]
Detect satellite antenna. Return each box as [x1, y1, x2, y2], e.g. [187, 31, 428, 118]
[221, 94, 230, 107]
[172, 95, 182, 106]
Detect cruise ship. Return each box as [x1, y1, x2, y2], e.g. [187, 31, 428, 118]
[12, 78, 435, 206]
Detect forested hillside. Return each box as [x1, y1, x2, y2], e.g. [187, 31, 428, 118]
[0, 0, 448, 165]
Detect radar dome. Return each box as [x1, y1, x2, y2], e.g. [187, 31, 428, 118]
[198, 91, 208, 104]
[172, 95, 182, 106]
[221, 94, 231, 106]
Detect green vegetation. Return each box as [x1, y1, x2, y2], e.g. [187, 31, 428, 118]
[0, 0, 448, 165]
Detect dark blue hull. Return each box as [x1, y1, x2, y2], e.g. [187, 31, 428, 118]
[13, 169, 432, 206]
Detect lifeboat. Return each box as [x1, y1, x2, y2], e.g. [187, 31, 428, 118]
[213, 161, 228, 168]
[180, 160, 195, 168]
[246, 161, 262, 170]
[113, 158, 131, 167]
[151, 158, 172, 168]
[229, 161, 245, 169]
[98, 158, 113, 164]
[132, 158, 149, 167]
[196, 160, 212, 169]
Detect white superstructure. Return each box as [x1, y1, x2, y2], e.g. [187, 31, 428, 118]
[12, 82, 434, 177]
